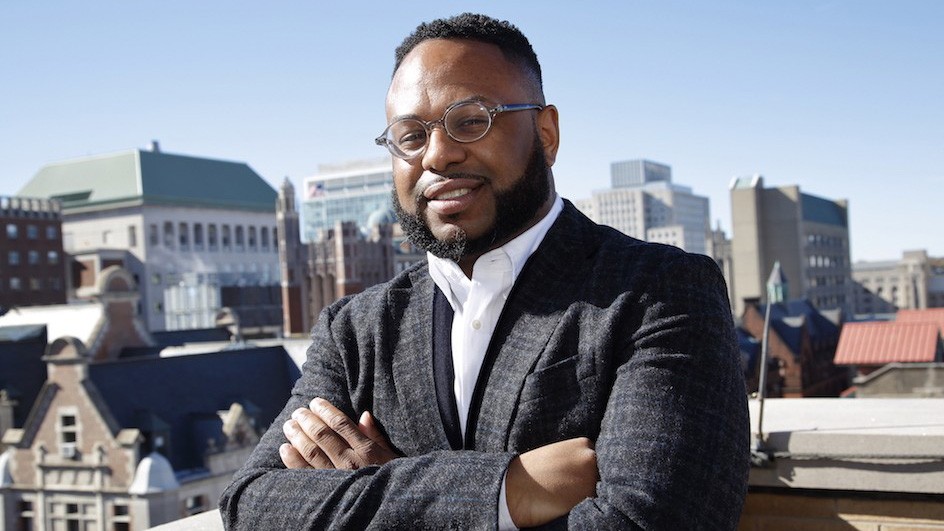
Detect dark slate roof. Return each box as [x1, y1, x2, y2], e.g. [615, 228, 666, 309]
[88, 346, 299, 472]
[149, 327, 232, 347]
[0, 325, 49, 427]
[763, 300, 841, 347]
[19, 149, 276, 213]
[736, 327, 761, 374]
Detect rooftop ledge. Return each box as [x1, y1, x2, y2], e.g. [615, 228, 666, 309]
[153, 398, 944, 530]
[749, 398, 944, 495]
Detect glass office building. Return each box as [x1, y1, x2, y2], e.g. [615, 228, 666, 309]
[300, 159, 394, 242]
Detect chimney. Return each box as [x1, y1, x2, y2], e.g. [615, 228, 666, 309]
[149, 140, 161, 152]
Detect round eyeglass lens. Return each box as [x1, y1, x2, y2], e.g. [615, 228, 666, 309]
[387, 120, 428, 157]
[444, 102, 492, 142]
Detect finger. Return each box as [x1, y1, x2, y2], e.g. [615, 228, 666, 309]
[296, 403, 361, 470]
[310, 397, 372, 450]
[357, 411, 393, 451]
[279, 443, 311, 469]
[282, 415, 333, 469]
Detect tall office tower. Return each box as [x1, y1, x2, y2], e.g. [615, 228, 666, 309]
[1, 195, 67, 308]
[610, 159, 672, 188]
[580, 159, 710, 254]
[18, 143, 281, 332]
[300, 158, 393, 242]
[730, 175, 853, 316]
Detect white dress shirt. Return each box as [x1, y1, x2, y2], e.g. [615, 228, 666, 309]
[427, 194, 564, 530]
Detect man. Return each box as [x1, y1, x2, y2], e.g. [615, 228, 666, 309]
[221, 13, 749, 530]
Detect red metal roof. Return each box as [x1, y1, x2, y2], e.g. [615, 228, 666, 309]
[834, 321, 941, 366]
[896, 308, 944, 332]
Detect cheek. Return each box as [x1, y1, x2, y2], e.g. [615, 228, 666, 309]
[393, 166, 420, 211]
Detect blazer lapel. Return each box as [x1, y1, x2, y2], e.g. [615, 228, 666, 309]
[387, 268, 453, 452]
[467, 203, 601, 452]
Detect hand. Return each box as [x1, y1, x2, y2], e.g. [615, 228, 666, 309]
[505, 437, 599, 528]
[280, 397, 398, 470]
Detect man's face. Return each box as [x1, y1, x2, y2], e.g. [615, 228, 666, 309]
[385, 39, 559, 263]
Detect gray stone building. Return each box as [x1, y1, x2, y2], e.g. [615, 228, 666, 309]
[575, 159, 711, 255]
[17, 143, 281, 332]
[851, 249, 944, 316]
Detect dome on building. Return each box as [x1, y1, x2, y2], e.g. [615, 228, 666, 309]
[366, 205, 397, 229]
[0, 449, 13, 487]
[129, 451, 179, 494]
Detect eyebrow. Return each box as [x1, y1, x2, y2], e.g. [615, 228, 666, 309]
[387, 95, 492, 123]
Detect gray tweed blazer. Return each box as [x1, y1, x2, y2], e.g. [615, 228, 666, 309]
[220, 201, 749, 530]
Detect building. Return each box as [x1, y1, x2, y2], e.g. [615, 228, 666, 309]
[0, 266, 299, 529]
[851, 249, 944, 316]
[0, 340, 297, 530]
[740, 298, 847, 398]
[17, 143, 281, 332]
[277, 177, 401, 336]
[300, 158, 393, 243]
[1, 196, 67, 309]
[730, 175, 853, 316]
[575, 159, 711, 254]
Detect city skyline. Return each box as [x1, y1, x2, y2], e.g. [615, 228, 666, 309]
[2, 1, 941, 262]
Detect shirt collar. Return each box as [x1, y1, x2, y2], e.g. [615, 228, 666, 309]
[428, 194, 564, 309]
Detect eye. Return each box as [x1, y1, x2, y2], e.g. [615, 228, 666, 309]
[389, 120, 428, 150]
[447, 108, 490, 139]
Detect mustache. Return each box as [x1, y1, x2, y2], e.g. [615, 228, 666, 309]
[414, 172, 489, 204]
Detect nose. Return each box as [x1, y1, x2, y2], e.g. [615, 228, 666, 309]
[421, 125, 465, 173]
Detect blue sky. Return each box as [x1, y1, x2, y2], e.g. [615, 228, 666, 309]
[2, 1, 941, 261]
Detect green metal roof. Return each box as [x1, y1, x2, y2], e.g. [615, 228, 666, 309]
[19, 149, 276, 212]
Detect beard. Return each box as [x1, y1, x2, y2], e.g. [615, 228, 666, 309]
[392, 138, 551, 262]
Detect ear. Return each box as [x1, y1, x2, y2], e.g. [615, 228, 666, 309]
[535, 105, 560, 166]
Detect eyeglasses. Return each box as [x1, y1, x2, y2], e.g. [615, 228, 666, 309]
[375, 100, 544, 160]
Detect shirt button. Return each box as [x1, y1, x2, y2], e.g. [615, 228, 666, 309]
[471, 320, 482, 330]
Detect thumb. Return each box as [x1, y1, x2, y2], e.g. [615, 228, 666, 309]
[358, 411, 392, 450]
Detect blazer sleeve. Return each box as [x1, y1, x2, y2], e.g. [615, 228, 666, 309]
[566, 252, 750, 530]
[219, 300, 516, 530]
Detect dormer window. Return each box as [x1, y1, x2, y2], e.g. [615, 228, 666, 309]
[58, 410, 79, 459]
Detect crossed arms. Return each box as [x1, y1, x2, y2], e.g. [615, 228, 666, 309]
[219, 251, 749, 529]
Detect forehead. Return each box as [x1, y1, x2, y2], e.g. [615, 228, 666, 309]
[386, 39, 530, 117]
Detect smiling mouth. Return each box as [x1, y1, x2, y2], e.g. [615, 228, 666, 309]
[433, 188, 472, 200]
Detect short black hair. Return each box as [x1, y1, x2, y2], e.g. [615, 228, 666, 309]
[393, 13, 543, 97]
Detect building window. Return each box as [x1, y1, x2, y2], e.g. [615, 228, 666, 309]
[47, 225, 58, 240]
[112, 503, 131, 531]
[10, 277, 22, 290]
[194, 223, 204, 248]
[208, 224, 218, 249]
[222, 225, 231, 248]
[149, 224, 159, 246]
[179, 222, 189, 249]
[163, 222, 174, 248]
[59, 412, 79, 459]
[47, 501, 96, 531]
[8, 251, 20, 266]
[128, 225, 137, 247]
[235, 225, 245, 250]
[248, 226, 257, 250]
[26, 225, 39, 239]
[102, 230, 112, 245]
[6, 223, 18, 239]
[18, 499, 34, 531]
[184, 494, 208, 517]
[49, 277, 62, 290]
[260, 227, 269, 250]
[29, 278, 42, 291]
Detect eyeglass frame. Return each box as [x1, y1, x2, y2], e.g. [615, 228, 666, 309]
[374, 99, 545, 160]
